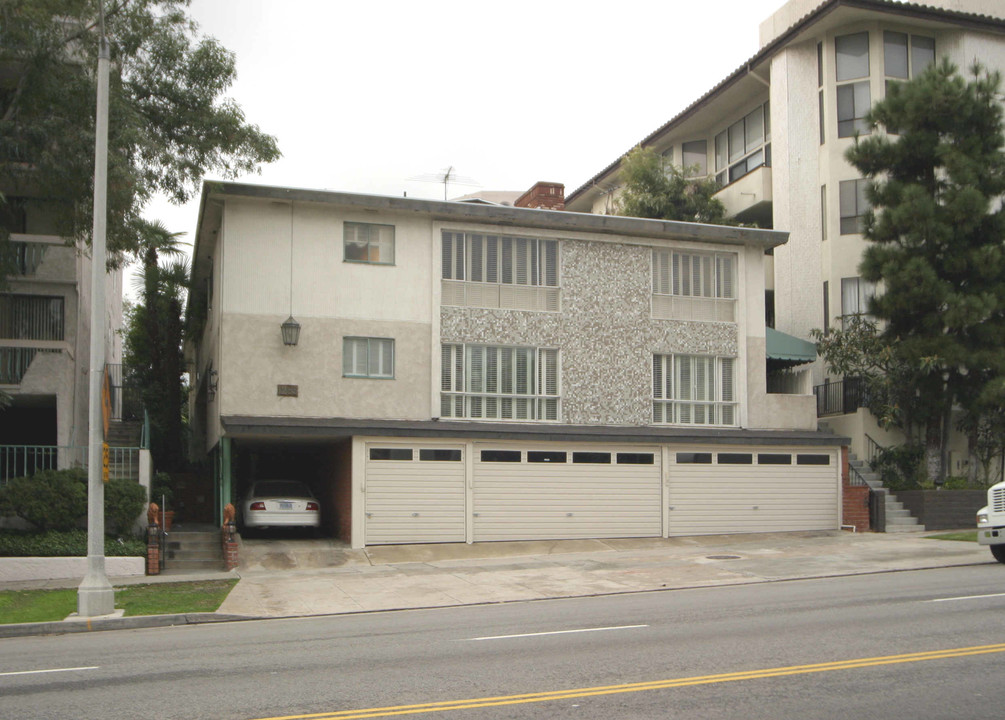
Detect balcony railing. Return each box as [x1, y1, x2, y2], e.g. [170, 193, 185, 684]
[104, 363, 144, 422]
[814, 378, 865, 417]
[0, 445, 140, 485]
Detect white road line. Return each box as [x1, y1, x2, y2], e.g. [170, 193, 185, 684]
[931, 593, 1005, 603]
[0, 666, 99, 678]
[466, 624, 649, 641]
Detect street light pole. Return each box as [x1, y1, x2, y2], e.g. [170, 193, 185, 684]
[77, 18, 114, 618]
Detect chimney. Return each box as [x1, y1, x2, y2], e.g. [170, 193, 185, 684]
[515, 181, 565, 211]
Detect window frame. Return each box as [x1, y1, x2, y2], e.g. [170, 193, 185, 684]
[714, 103, 771, 186]
[342, 336, 395, 379]
[343, 222, 395, 266]
[835, 32, 872, 139]
[839, 179, 870, 235]
[440, 343, 560, 422]
[652, 354, 737, 427]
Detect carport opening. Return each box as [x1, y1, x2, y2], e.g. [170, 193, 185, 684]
[232, 439, 352, 543]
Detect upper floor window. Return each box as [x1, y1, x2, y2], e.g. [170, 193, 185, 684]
[343, 337, 394, 379]
[661, 148, 674, 177]
[681, 140, 707, 178]
[836, 32, 871, 138]
[714, 103, 771, 185]
[344, 222, 395, 265]
[652, 250, 736, 323]
[653, 354, 736, 426]
[440, 343, 559, 421]
[441, 231, 559, 311]
[884, 32, 934, 82]
[841, 276, 875, 323]
[0, 294, 64, 341]
[839, 179, 870, 234]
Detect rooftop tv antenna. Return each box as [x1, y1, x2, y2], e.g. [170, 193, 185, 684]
[409, 166, 480, 200]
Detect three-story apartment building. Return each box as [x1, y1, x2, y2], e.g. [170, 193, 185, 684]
[186, 182, 847, 548]
[565, 0, 1005, 467]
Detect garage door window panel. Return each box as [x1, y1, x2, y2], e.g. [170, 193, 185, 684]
[758, 453, 792, 464]
[528, 451, 567, 463]
[419, 449, 462, 462]
[676, 452, 712, 464]
[573, 452, 611, 464]
[369, 448, 413, 461]
[441, 344, 559, 421]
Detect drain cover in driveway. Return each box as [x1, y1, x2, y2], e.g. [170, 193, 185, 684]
[706, 555, 742, 560]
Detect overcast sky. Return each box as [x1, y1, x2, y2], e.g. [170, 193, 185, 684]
[138, 0, 786, 287]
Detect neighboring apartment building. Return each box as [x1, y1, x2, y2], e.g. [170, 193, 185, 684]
[185, 181, 848, 549]
[564, 0, 1005, 464]
[0, 195, 123, 476]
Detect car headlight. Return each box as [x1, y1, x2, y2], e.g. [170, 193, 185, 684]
[977, 512, 989, 525]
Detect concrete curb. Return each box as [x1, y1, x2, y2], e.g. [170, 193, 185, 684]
[0, 612, 258, 638]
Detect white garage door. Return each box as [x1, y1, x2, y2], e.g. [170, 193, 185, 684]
[364, 445, 466, 545]
[667, 447, 839, 536]
[473, 444, 662, 542]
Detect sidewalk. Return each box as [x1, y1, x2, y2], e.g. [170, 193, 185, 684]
[0, 530, 991, 637]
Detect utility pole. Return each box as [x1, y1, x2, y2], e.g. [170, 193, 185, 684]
[77, 10, 114, 618]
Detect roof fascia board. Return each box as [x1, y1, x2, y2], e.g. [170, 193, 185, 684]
[205, 181, 788, 250]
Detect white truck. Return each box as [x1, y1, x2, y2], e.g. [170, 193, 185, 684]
[976, 481, 1005, 563]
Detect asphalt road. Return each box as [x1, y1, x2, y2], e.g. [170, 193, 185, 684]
[3, 565, 1005, 719]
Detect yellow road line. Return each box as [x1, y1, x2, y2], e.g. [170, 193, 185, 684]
[252, 642, 1005, 720]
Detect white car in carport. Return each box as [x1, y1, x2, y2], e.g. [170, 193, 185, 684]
[241, 480, 321, 532]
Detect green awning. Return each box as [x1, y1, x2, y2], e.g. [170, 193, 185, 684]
[766, 327, 816, 366]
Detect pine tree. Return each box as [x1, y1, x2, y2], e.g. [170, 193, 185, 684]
[845, 59, 1005, 481]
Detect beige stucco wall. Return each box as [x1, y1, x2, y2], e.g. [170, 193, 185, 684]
[221, 198, 433, 323]
[218, 315, 431, 420]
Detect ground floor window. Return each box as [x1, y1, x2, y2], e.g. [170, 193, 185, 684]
[441, 344, 559, 421]
[653, 354, 736, 426]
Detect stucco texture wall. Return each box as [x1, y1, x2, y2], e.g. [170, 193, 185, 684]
[441, 239, 739, 427]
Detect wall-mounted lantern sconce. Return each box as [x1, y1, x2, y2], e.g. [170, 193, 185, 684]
[281, 315, 301, 346]
[207, 369, 219, 398]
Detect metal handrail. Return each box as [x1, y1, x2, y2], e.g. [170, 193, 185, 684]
[848, 461, 869, 487]
[865, 433, 884, 467]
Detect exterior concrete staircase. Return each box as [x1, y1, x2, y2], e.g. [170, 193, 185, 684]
[163, 527, 225, 572]
[105, 420, 143, 482]
[848, 453, 926, 532]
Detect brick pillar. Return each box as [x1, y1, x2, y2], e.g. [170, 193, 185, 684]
[842, 446, 871, 531]
[222, 522, 239, 571]
[146, 523, 160, 575]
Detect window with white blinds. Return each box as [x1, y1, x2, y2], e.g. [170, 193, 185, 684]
[651, 250, 736, 322]
[342, 337, 394, 378]
[652, 354, 736, 426]
[440, 344, 559, 421]
[441, 231, 559, 311]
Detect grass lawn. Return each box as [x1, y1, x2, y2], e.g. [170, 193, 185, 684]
[0, 579, 238, 625]
[925, 531, 978, 542]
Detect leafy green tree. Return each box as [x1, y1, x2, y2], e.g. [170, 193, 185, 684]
[0, 0, 280, 264]
[844, 59, 1005, 482]
[615, 146, 730, 224]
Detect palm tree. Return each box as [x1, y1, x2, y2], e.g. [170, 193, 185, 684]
[125, 220, 189, 470]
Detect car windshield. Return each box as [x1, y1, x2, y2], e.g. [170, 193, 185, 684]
[252, 481, 312, 498]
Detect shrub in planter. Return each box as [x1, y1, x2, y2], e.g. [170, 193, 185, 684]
[0, 529, 145, 557]
[871, 444, 925, 492]
[149, 472, 175, 507]
[104, 477, 147, 536]
[0, 468, 87, 531]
